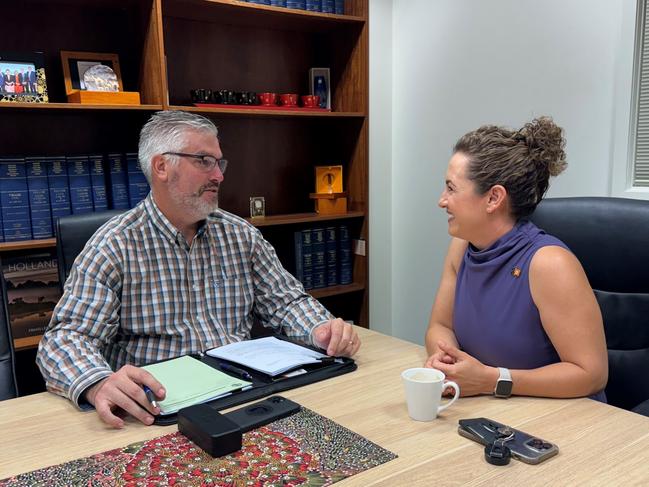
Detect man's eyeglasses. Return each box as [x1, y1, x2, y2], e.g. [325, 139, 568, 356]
[162, 152, 228, 173]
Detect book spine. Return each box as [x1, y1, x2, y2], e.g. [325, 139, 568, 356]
[334, 0, 344, 14]
[305, 0, 321, 11]
[125, 152, 150, 208]
[106, 153, 130, 210]
[338, 224, 352, 285]
[26, 157, 53, 239]
[66, 156, 94, 214]
[325, 226, 338, 286]
[311, 227, 326, 288]
[47, 156, 72, 230]
[270, 0, 287, 6]
[294, 229, 313, 290]
[287, 0, 306, 9]
[88, 154, 108, 211]
[0, 158, 32, 241]
[321, 0, 334, 13]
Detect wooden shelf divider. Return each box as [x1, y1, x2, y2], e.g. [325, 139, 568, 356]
[0, 239, 57, 252]
[309, 282, 365, 299]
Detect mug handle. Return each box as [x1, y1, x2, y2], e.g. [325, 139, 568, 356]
[437, 380, 460, 413]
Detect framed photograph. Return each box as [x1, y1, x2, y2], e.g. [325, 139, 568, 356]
[0, 51, 48, 103]
[309, 67, 331, 109]
[249, 196, 266, 218]
[60, 51, 123, 94]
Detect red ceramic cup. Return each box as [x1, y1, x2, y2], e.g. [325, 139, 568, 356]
[258, 92, 278, 106]
[301, 95, 320, 108]
[279, 93, 299, 107]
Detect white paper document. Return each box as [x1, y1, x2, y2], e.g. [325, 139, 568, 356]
[206, 337, 329, 376]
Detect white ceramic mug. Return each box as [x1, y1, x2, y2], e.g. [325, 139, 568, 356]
[401, 367, 460, 421]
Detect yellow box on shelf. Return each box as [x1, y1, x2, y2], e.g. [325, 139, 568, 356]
[311, 165, 347, 215]
[66, 90, 140, 105]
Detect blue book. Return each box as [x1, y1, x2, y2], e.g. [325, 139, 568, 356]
[88, 154, 108, 211]
[294, 229, 313, 290]
[125, 153, 150, 208]
[311, 228, 326, 288]
[338, 224, 352, 284]
[47, 156, 72, 229]
[66, 156, 93, 214]
[106, 153, 130, 210]
[334, 0, 344, 14]
[306, 0, 321, 11]
[287, 0, 306, 9]
[0, 158, 32, 241]
[26, 157, 53, 239]
[0, 209, 3, 242]
[321, 0, 334, 12]
[325, 226, 337, 286]
[270, 0, 287, 5]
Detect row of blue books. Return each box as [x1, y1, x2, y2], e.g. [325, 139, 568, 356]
[294, 224, 352, 290]
[246, 0, 345, 14]
[0, 154, 149, 242]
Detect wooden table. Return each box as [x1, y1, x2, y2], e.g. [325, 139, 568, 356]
[2, 327, 648, 485]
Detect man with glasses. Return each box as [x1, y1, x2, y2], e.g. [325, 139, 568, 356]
[37, 111, 360, 428]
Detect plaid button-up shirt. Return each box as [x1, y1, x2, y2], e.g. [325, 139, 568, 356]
[36, 194, 332, 406]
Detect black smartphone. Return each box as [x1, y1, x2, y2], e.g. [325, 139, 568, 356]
[458, 417, 559, 464]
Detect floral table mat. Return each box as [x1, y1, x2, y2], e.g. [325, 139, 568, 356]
[1, 408, 396, 486]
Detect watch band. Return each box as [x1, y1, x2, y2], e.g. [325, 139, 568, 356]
[498, 367, 512, 382]
[494, 367, 513, 398]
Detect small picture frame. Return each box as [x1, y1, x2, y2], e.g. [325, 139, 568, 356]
[250, 197, 266, 218]
[309, 67, 331, 109]
[60, 50, 123, 94]
[0, 51, 48, 103]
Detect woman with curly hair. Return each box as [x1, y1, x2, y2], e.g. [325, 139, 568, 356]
[425, 117, 607, 401]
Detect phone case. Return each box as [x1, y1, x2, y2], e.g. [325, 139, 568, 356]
[458, 417, 559, 464]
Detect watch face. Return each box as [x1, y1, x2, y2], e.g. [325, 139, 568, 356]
[496, 380, 513, 397]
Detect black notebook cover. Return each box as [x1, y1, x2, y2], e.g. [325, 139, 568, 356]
[153, 335, 357, 425]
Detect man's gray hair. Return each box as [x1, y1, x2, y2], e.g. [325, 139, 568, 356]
[138, 111, 218, 183]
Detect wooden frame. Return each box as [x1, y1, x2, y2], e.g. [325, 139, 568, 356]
[60, 50, 123, 95]
[0, 50, 48, 103]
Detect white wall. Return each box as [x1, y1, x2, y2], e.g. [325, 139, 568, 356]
[369, 0, 636, 344]
[368, 0, 393, 336]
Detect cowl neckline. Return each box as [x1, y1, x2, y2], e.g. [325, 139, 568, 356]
[467, 220, 540, 264]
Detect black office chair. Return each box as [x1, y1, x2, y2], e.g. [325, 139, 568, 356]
[56, 210, 124, 286]
[0, 265, 18, 400]
[529, 197, 649, 415]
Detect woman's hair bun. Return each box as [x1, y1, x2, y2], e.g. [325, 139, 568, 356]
[518, 116, 567, 177]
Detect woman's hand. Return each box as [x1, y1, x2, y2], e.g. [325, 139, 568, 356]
[427, 340, 497, 397]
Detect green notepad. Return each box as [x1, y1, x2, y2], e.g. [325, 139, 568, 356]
[142, 356, 252, 415]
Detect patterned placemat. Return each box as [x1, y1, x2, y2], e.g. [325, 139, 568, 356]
[0, 408, 397, 486]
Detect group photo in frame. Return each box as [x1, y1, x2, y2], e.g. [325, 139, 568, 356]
[0, 51, 48, 103]
[60, 50, 123, 94]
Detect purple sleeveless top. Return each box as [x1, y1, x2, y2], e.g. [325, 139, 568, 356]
[454, 220, 606, 402]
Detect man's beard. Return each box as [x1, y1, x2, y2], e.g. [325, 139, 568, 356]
[170, 182, 220, 220]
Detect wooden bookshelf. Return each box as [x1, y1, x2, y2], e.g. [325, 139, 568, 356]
[0, 239, 57, 252]
[13, 336, 43, 352]
[1, 0, 369, 379]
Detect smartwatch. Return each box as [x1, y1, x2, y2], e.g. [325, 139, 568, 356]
[494, 367, 513, 398]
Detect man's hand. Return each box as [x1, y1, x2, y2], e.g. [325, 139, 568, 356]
[313, 318, 361, 357]
[84, 365, 166, 428]
[426, 340, 497, 397]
